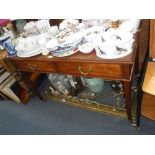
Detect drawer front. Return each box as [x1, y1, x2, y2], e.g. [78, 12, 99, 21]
[56, 62, 123, 79]
[12, 60, 55, 72]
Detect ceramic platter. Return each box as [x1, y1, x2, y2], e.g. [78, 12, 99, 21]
[52, 49, 78, 57]
[17, 47, 42, 58]
[95, 47, 133, 59]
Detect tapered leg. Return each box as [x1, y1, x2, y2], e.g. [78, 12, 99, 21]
[22, 72, 45, 101]
[123, 81, 132, 123]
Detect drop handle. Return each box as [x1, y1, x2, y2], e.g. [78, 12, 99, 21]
[78, 66, 93, 75]
[28, 64, 37, 71]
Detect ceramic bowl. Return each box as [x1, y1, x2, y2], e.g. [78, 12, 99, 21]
[78, 43, 94, 54]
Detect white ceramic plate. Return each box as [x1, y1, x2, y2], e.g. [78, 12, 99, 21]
[17, 47, 42, 58]
[52, 49, 78, 57]
[93, 31, 133, 47]
[95, 46, 133, 59]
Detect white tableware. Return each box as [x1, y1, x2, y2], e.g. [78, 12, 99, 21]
[130, 19, 141, 33]
[77, 23, 86, 32]
[95, 38, 134, 59]
[63, 32, 83, 47]
[51, 46, 75, 54]
[24, 21, 36, 30]
[59, 22, 66, 30]
[17, 47, 42, 57]
[112, 30, 133, 45]
[52, 48, 78, 57]
[60, 19, 79, 29]
[96, 47, 133, 59]
[93, 30, 133, 47]
[83, 26, 103, 42]
[24, 21, 39, 34]
[78, 43, 94, 54]
[82, 20, 99, 28]
[99, 46, 117, 56]
[37, 33, 51, 42]
[16, 32, 50, 53]
[15, 37, 39, 52]
[119, 20, 141, 33]
[38, 38, 47, 47]
[72, 20, 79, 26]
[45, 38, 59, 51]
[56, 27, 75, 43]
[50, 26, 59, 36]
[36, 20, 51, 34]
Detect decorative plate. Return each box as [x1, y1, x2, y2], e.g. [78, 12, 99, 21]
[95, 46, 133, 59]
[52, 48, 78, 57]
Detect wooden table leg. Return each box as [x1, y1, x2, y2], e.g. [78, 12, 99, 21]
[123, 81, 133, 124]
[21, 72, 45, 101]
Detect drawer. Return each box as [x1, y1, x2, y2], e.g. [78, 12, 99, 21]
[11, 60, 55, 73]
[56, 62, 123, 79]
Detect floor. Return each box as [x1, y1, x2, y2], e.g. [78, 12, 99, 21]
[0, 97, 155, 135]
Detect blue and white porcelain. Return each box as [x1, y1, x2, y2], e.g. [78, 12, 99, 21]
[2, 37, 16, 56]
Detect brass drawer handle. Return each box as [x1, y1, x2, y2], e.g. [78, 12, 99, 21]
[28, 64, 37, 71]
[78, 66, 92, 75]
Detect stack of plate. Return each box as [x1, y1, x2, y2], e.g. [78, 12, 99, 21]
[46, 32, 83, 57]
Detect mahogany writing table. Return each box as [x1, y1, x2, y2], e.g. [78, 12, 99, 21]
[2, 20, 150, 126]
